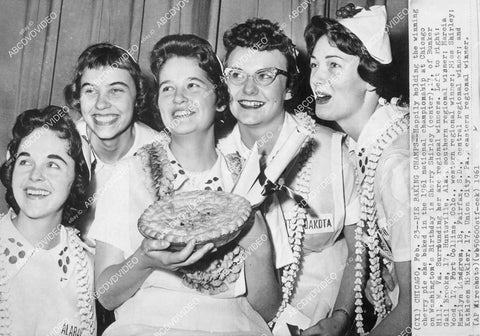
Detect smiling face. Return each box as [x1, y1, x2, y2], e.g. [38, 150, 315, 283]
[12, 129, 75, 222]
[79, 67, 137, 141]
[309, 36, 369, 123]
[156, 57, 219, 136]
[225, 47, 291, 129]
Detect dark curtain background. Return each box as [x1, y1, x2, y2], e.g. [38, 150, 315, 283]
[0, 0, 408, 212]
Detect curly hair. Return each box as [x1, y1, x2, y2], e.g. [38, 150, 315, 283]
[64, 42, 153, 124]
[150, 34, 233, 137]
[304, 16, 397, 100]
[0, 106, 89, 226]
[223, 18, 300, 94]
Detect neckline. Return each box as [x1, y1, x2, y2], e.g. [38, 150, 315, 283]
[5, 210, 66, 253]
[354, 99, 408, 151]
[83, 120, 138, 168]
[233, 112, 293, 161]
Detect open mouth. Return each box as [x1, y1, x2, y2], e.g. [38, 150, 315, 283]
[172, 110, 195, 120]
[314, 91, 332, 105]
[92, 114, 119, 126]
[238, 100, 265, 109]
[25, 187, 51, 199]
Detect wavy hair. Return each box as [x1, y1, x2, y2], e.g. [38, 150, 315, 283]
[0, 106, 89, 226]
[150, 34, 232, 137]
[64, 42, 154, 124]
[223, 18, 300, 94]
[305, 16, 397, 100]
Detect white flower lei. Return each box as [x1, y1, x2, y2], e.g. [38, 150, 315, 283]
[0, 234, 11, 335]
[268, 112, 316, 328]
[66, 228, 96, 336]
[136, 142, 246, 295]
[353, 110, 409, 335]
[0, 219, 95, 336]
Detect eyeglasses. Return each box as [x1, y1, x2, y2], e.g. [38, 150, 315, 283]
[223, 67, 289, 86]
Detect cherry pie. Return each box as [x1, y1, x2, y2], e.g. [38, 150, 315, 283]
[138, 190, 252, 250]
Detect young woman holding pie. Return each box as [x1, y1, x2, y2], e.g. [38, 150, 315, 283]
[89, 35, 279, 336]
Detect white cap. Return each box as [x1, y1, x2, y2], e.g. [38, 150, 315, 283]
[339, 5, 392, 64]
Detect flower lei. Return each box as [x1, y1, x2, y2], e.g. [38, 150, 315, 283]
[268, 112, 316, 328]
[352, 108, 409, 335]
[0, 233, 11, 335]
[66, 228, 96, 336]
[0, 215, 95, 336]
[136, 142, 246, 295]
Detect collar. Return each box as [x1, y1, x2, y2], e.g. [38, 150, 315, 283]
[229, 124, 252, 160]
[345, 98, 408, 181]
[77, 119, 141, 172]
[165, 145, 230, 192]
[0, 210, 73, 283]
[229, 112, 295, 163]
[267, 113, 298, 164]
[346, 99, 408, 154]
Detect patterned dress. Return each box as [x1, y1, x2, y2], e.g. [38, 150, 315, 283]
[0, 210, 96, 336]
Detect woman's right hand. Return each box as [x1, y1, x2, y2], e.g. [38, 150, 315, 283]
[137, 238, 214, 272]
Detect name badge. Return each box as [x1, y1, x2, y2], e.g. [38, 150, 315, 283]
[61, 322, 83, 336]
[305, 213, 334, 234]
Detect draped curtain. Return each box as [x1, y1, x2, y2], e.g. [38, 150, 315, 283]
[0, 0, 407, 212]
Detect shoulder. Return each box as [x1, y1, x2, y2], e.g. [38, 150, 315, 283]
[66, 227, 94, 257]
[75, 118, 87, 136]
[385, 131, 409, 158]
[379, 99, 409, 119]
[378, 104, 410, 168]
[135, 122, 170, 148]
[309, 124, 348, 162]
[135, 141, 169, 168]
[292, 112, 341, 151]
[376, 149, 410, 209]
[221, 150, 244, 181]
[0, 213, 9, 237]
[134, 142, 174, 198]
[217, 128, 238, 155]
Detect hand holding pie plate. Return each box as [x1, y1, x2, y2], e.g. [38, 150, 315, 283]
[137, 237, 215, 272]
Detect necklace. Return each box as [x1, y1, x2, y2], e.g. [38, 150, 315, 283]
[0, 235, 11, 335]
[66, 228, 96, 335]
[351, 105, 409, 335]
[268, 112, 316, 328]
[137, 142, 246, 295]
[0, 215, 95, 335]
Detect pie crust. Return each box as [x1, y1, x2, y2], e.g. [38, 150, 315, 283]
[138, 190, 251, 250]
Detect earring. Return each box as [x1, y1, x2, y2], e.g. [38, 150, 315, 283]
[219, 111, 226, 125]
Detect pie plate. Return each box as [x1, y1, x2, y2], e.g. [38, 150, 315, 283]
[138, 190, 252, 251]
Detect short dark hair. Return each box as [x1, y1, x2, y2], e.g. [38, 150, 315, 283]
[150, 34, 231, 136]
[223, 18, 300, 94]
[0, 106, 89, 226]
[64, 42, 151, 123]
[304, 16, 396, 100]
